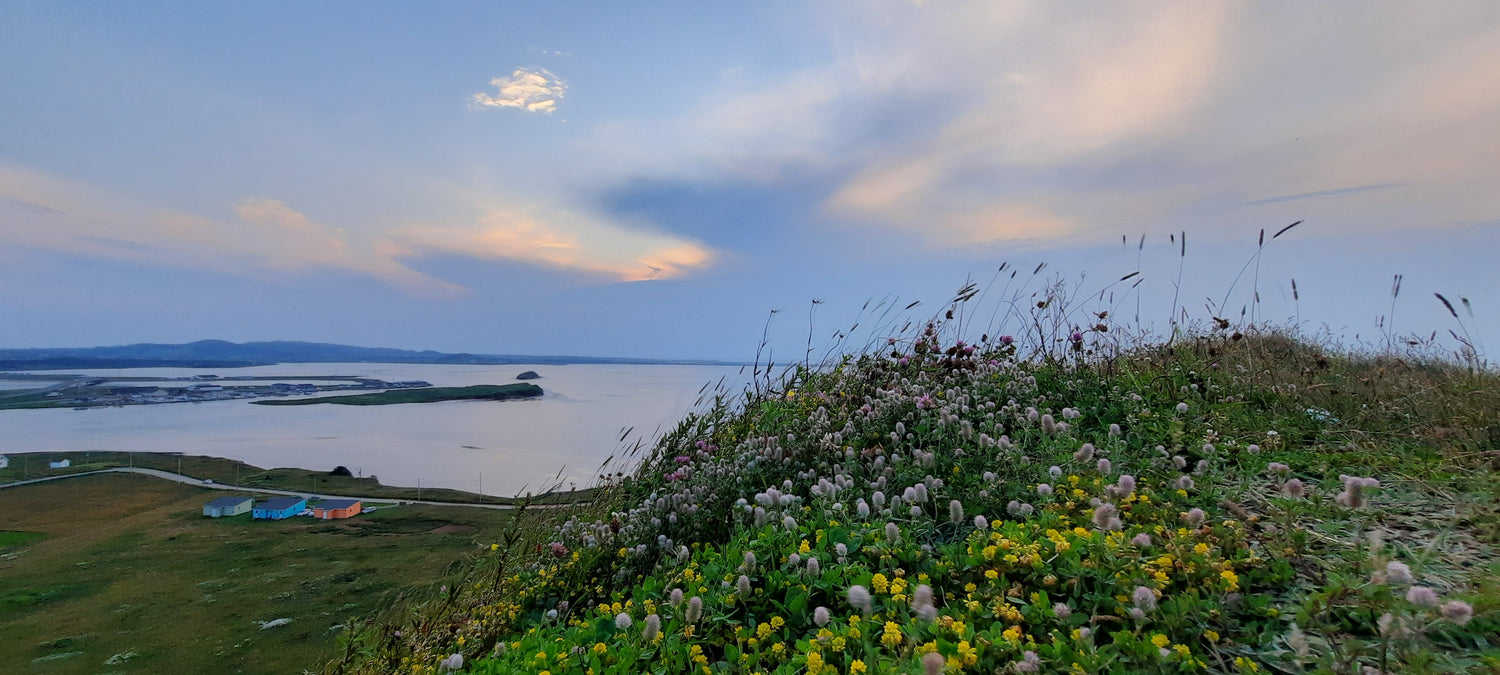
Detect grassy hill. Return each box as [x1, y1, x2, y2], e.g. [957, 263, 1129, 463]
[331, 330, 1498, 674]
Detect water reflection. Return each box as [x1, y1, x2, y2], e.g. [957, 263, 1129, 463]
[0, 363, 749, 496]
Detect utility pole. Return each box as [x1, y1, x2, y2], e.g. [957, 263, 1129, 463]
[178, 457, 183, 477]
[417, 478, 422, 502]
[479, 472, 483, 495]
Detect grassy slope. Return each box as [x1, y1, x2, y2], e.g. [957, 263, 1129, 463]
[0, 452, 592, 506]
[340, 334, 1499, 675]
[0, 473, 513, 674]
[252, 384, 543, 406]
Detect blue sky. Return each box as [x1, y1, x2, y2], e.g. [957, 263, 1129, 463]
[1, 1, 1495, 360]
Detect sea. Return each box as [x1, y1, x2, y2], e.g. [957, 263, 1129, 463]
[0, 363, 750, 496]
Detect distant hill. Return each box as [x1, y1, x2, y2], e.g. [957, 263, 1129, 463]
[0, 340, 743, 370]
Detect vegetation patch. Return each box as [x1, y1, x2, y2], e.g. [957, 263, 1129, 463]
[0, 473, 514, 674]
[0, 531, 45, 549]
[336, 327, 1498, 674]
[251, 384, 543, 406]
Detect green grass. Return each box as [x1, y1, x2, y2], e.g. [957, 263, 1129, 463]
[0, 531, 45, 548]
[0, 452, 593, 506]
[251, 384, 543, 406]
[0, 473, 514, 674]
[340, 332, 1500, 675]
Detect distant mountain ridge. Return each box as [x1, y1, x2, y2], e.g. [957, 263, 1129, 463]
[0, 340, 743, 370]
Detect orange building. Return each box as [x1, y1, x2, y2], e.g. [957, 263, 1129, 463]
[312, 498, 362, 519]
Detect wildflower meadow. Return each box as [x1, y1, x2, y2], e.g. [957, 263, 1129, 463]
[334, 301, 1497, 675]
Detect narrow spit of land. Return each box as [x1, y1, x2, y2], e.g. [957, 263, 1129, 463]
[251, 383, 543, 406]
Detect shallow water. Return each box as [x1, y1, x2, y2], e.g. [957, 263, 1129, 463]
[0, 363, 748, 495]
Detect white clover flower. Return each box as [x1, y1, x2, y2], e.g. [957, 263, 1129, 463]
[643, 613, 661, 641]
[1132, 585, 1158, 612]
[1073, 443, 1095, 462]
[1177, 402, 1189, 413]
[1037, 483, 1053, 496]
[1097, 458, 1112, 475]
[848, 585, 872, 614]
[806, 556, 820, 577]
[686, 596, 703, 623]
[1384, 561, 1413, 585]
[1131, 533, 1152, 547]
[923, 652, 944, 675]
[814, 606, 831, 626]
[1441, 600, 1473, 625]
[1183, 508, 1206, 527]
[1053, 602, 1072, 620]
[615, 612, 632, 630]
[973, 515, 988, 530]
[948, 500, 964, 523]
[1049, 465, 1062, 479]
[737, 575, 752, 597]
[1406, 586, 1439, 607]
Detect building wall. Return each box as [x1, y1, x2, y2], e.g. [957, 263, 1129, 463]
[314, 503, 361, 519]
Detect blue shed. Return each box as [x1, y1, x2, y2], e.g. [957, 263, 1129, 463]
[252, 496, 308, 520]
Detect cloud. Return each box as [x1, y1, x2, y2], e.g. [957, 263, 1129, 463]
[592, 2, 1500, 248]
[472, 67, 567, 113]
[0, 164, 459, 293]
[389, 206, 714, 282]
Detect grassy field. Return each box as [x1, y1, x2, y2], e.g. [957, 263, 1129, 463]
[0, 473, 514, 674]
[0, 452, 593, 506]
[252, 384, 543, 406]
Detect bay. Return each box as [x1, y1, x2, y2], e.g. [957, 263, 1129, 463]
[0, 363, 749, 496]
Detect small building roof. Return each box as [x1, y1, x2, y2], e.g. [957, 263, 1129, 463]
[316, 498, 361, 510]
[206, 496, 253, 508]
[256, 496, 306, 511]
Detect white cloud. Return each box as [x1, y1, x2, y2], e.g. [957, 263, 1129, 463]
[588, 2, 1500, 248]
[0, 163, 715, 290]
[0, 164, 460, 294]
[472, 67, 567, 114]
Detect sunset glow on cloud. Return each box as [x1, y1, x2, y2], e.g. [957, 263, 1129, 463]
[1, 2, 1496, 356]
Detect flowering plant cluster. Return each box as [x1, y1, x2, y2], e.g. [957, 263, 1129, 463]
[351, 326, 1494, 674]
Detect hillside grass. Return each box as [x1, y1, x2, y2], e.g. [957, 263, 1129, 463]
[0, 473, 514, 674]
[0, 452, 593, 506]
[335, 331, 1499, 674]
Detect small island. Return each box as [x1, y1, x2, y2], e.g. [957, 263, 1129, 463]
[515, 370, 542, 380]
[251, 383, 543, 406]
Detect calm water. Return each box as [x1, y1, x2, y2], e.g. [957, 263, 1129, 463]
[0, 363, 748, 495]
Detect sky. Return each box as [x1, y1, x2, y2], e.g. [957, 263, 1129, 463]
[1, 1, 1496, 361]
